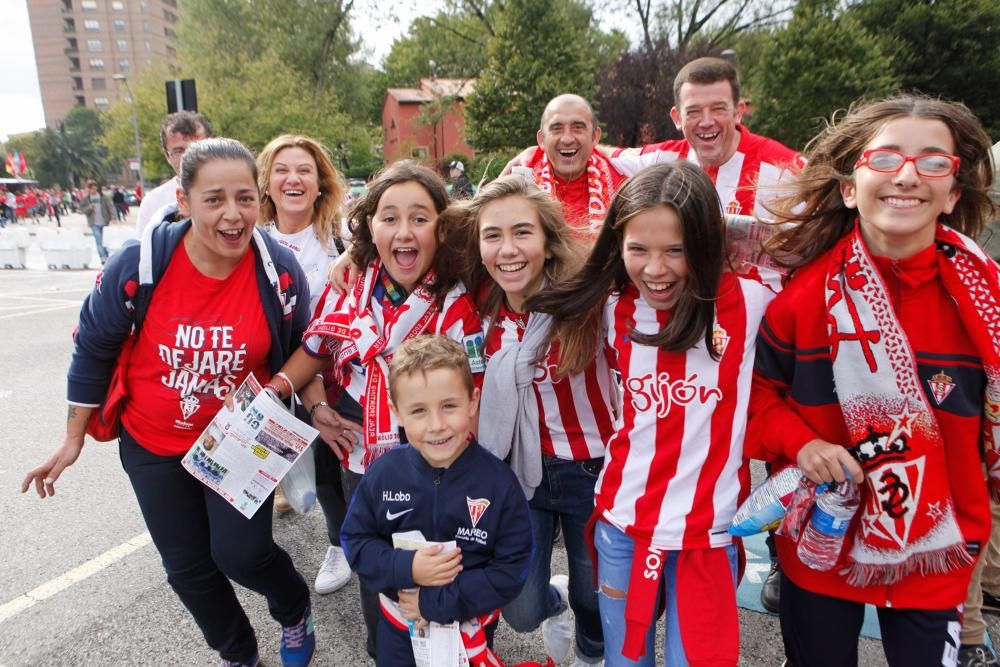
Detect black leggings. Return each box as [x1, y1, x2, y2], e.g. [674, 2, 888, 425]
[342, 466, 381, 660]
[780, 572, 961, 667]
[314, 436, 348, 547]
[120, 429, 310, 662]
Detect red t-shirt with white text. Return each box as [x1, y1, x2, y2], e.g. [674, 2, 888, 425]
[123, 242, 272, 455]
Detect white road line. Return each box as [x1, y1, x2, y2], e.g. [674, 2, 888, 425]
[0, 532, 152, 625]
[0, 295, 84, 305]
[0, 304, 79, 320]
[0, 287, 92, 297]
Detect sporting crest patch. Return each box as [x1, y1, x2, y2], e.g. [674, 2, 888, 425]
[467, 496, 490, 528]
[928, 370, 955, 406]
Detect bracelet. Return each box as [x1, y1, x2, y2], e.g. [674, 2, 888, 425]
[262, 384, 282, 400]
[309, 401, 331, 419]
[274, 372, 295, 397]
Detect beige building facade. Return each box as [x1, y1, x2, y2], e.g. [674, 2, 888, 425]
[27, 0, 180, 127]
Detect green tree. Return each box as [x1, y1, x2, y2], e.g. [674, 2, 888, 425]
[102, 64, 175, 184]
[849, 0, 1000, 138]
[163, 0, 378, 171]
[464, 0, 626, 153]
[34, 108, 109, 188]
[749, 0, 898, 150]
[381, 12, 490, 88]
[178, 0, 372, 123]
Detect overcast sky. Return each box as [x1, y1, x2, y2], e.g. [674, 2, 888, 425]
[1, 0, 639, 140]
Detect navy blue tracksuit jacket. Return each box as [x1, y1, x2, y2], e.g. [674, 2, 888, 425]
[341, 439, 534, 665]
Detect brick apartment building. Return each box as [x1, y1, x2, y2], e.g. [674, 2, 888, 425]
[382, 78, 475, 165]
[27, 0, 180, 127]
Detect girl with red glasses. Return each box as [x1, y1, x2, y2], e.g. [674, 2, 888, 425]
[748, 94, 998, 666]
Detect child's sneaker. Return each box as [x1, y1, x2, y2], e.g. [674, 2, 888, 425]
[219, 653, 260, 667]
[542, 574, 574, 663]
[958, 644, 999, 667]
[314, 545, 351, 594]
[280, 603, 315, 667]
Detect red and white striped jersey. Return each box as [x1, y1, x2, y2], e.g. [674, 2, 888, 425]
[305, 283, 485, 474]
[483, 305, 618, 461]
[596, 273, 774, 549]
[609, 128, 803, 220]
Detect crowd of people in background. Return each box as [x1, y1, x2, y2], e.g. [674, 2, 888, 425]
[17, 55, 1000, 667]
[0, 183, 139, 228]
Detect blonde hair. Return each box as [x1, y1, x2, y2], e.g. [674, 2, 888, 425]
[257, 134, 347, 250]
[388, 335, 475, 402]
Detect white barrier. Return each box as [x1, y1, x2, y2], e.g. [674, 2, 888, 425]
[37, 228, 93, 270]
[103, 225, 137, 257]
[0, 228, 29, 269]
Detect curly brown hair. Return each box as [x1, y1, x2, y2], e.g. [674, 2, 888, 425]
[347, 161, 460, 304]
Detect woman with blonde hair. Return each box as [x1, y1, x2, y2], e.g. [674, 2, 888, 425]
[258, 134, 358, 597]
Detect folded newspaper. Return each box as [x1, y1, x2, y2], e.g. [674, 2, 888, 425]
[181, 373, 318, 519]
[381, 530, 469, 667]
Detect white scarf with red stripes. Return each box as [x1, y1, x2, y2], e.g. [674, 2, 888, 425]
[827, 223, 1000, 586]
[530, 149, 618, 235]
[304, 260, 442, 469]
[379, 595, 505, 666]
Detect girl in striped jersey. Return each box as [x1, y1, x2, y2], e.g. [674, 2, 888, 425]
[530, 162, 774, 666]
[450, 176, 618, 666]
[266, 161, 486, 660]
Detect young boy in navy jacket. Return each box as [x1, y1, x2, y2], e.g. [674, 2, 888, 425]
[341, 335, 534, 667]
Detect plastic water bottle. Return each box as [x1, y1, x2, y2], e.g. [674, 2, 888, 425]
[797, 479, 861, 571]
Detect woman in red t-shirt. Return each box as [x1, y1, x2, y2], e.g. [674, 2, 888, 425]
[23, 138, 316, 667]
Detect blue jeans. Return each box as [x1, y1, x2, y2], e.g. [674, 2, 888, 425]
[502, 456, 604, 662]
[595, 522, 738, 667]
[92, 223, 108, 262]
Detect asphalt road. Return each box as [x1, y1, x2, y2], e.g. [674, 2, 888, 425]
[0, 217, 989, 666]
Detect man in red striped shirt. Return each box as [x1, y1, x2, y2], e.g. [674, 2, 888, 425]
[607, 57, 803, 220]
[506, 58, 802, 224]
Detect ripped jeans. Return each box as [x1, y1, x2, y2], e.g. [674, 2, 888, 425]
[594, 521, 738, 666]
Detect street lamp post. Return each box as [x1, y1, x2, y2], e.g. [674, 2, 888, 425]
[113, 74, 143, 190]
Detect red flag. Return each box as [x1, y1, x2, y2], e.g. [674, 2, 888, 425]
[17, 152, 28, 176]
[4, 153, 14, 177]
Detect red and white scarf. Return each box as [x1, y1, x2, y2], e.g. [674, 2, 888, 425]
[826, 222, 1000, 586]
[380, 596, 505, 666]
[304, 260, 440, 469]
[530, 148, 619, 235]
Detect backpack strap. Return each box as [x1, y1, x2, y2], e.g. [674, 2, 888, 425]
[132, 219, 165, 333]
